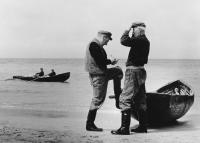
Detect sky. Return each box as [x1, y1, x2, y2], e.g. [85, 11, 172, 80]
[0, 0, 199, 59]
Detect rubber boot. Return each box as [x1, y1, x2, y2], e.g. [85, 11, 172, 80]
[114, 90, 121, 109]
[131, 110, 147, 133]
[86, 109, 103, 132]
[111, 110, 131, 135]
[113, 79, 122, 109]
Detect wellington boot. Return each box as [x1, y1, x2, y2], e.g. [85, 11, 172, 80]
[131, 125, 147, 133]
[114, 89, 122, 109]
[111, 110, 130, 135]
[111, 127, 130, 135]
[131, 109, 148, 133]
[86, 123, 103, 132]
[115, 98, 120, 109]
[86, 109, 103, 132]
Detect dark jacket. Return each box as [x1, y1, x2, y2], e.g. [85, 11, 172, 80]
[48, 71, 56, 77]
[36, 71, 44, 76]
[89, 42, 111, 71]
[121, 30, 150, 67]
[85, 38, 111, 74]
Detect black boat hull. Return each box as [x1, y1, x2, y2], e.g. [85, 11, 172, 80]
[131, 80, 194, 124]
[13, 72, 70, 82]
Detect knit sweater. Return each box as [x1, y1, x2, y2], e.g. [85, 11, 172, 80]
[120, 30, 150, 67]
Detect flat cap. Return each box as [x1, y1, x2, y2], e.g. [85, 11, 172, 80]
[131, 22, 146, 28]
[98, 30, 112, 40]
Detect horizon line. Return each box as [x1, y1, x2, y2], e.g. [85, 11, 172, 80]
[0, 58, 200, 60]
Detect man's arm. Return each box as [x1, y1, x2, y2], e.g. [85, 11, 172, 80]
[120, 30, 132, 47]
[89, 42, 111, 68]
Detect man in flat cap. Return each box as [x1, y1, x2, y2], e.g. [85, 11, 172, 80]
[85, 30, 123, 132]
[111, 22, 150, 135]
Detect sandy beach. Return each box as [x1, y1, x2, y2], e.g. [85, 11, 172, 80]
[0, 0, 199, 141]
[1, 59, 200, 143]
[0, 101, 199, 143]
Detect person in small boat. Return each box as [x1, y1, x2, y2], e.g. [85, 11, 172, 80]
[34, 68, 44, 77]
[111, 22, 150, 135]
[85, 30, 123, 132]
[48, 69, 56, 77]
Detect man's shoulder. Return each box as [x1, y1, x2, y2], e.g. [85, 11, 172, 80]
[89, 42, 100, 50]
[90, 41, 99, 46]
[132, 35, 149, 41]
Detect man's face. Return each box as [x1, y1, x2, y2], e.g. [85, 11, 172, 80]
[133, 26, 145, 37]
[133, 27, 140, 37]
[102, 35, 110, 46]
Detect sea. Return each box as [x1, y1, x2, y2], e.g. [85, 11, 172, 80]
[0, 59, 200, 114]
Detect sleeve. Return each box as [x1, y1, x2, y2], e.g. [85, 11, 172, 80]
[89, 42, 111, 68]
[120, 30, 132, 47]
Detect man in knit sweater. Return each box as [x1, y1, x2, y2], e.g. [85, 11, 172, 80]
[111, 22, 150, 135]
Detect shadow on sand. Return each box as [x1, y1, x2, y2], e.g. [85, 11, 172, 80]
[131, 120, 197, 133]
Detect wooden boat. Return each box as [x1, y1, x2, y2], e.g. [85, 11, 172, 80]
[131, 80, 194, 125]
[13, 72, 70, 82]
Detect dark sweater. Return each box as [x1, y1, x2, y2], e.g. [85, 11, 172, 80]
[89, 42, 111, 71]
[121, 30, 150, 67]
[36, 71, 44, 76]
[48, 72, 56, 77]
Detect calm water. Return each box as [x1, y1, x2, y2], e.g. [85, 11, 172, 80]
[0, 59, 200, 113]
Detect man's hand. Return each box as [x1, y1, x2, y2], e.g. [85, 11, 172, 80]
[111, 58, 119, 65]
[128, 25, 133, 31]
[131, 22, 146, 28]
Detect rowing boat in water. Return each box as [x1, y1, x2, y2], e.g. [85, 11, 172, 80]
[131, 80, 194, 125]
[13, 72, 70, 82]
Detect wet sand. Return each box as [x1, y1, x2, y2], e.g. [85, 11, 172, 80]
[0, 105, 199, 143]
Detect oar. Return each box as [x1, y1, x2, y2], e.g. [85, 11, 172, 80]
[30, 74, 49, 81]
[4, 78, 14, 81]
[30, 77, 39, 81]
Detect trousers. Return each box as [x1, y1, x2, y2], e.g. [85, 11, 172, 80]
[89, 66, 123, 110]
[119, 68, 147, 111]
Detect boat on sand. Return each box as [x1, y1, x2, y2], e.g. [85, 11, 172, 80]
[131, 80, 194, 125]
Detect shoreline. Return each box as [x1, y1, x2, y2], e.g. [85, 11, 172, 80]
[0, 107, 199, 143]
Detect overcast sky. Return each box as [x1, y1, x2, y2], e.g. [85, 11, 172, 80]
[0, 0, 199, 59]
